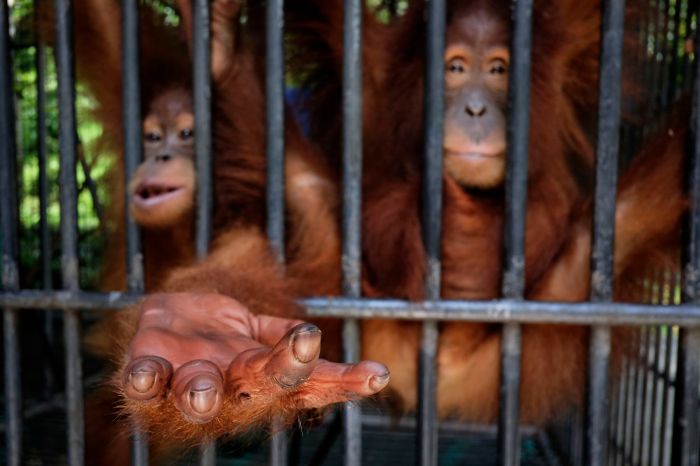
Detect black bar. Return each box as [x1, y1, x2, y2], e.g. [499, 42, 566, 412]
[265, 0, 286, 462]
[587, 0, 626, 463]
[1, 0, 20, 463]
[198, 442, 216, 466]
[193, 0, 212, 260]
[122, 0, 144, 293]
[662, 325, 679, 466]
[590, 0, 625, 302]
[611, 358, 627, 466]
[499, 0, 535, 462]
[499, 322, 521, 466]
[622, 331, 639, 465]
[266, 0, 285, 260]
[501, 1, 533, 299]
[650, 326, 668, 464]
[419, 0, 446, 463]
[641, 327, 657, 463]
[341, 0, 363, 464]
[192, 0, 214, 461]
[54, 0, 86, 462]
[632, 328, 648, 465]
[342, 320, 361, 466]
[121, 0, 149, 462]
[587, 326, 612, 466]
[269, 423, 287, 466]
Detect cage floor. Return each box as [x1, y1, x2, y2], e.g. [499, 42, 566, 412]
[3, 407, 563, 466]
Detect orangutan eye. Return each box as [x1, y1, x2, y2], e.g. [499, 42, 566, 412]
[489, 59, 508, 75]
[447, 58, 466, 74]
[144, 132, 162, 142]
[180, 128, 194, 140]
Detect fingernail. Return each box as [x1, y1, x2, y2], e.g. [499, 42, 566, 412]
[129, 370, 157, 393]
[189, 386, 218, 414]
[368, 372, 390, 392]
[291, 327, 321, 364]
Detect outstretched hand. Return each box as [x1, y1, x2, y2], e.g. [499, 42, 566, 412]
[119, 293, 389, 443]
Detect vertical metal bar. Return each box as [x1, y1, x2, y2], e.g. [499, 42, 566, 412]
[498, 0, 534, 464]
[661, 325, 679, 466]
[587, 1, 625, 465]
[623, 331, 640, 464]
[341, 0, 363, 464]
[121, 0, 149, 463]
[265, 0, 287, 463]
[269, 425, 287, 466]
[612, 358, 627, 466]
[677, 24, 700, 466]
[54, 0, 86, 462]
[192, 0, 215, 461]
[266, 0, 285, 260]
[641, 327, 657, 463]
[632, 328, 649, 465]
[651, 326, 668, 465]
[122, 0, 144, 294]
[198, 442, 216, 466]
[608, 361, 620, 465]
[1, 0, 21, 463]
[341, 33, 363, 466]
[35, 0, 55, 400]
[193, 0, 214, 461]
[419, 0, 445, 465]
[193, 0, 213, 260]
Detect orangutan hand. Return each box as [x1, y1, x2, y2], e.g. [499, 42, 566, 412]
[119, 293, 389, 442]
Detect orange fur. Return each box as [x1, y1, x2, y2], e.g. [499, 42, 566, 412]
[62, 0, 343, 460]
[288, 0, 687, 424]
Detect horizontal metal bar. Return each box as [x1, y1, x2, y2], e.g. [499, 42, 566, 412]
[3, 292, 700, 325]
[302, 298, 700, 326]
[0, 291, 142, 309]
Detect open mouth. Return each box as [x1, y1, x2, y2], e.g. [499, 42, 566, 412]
[132, 182, 185, 208]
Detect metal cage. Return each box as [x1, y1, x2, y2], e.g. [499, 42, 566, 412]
[1, 0, 700, 465]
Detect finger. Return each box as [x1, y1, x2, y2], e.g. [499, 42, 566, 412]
[226, 323, 321, 398]
[122, 356, 172, 401]
[294, 360, 391, 409]
[171, 360, 225, 424]
[266, 323, 322, 387]
[253, 314, 306, 347]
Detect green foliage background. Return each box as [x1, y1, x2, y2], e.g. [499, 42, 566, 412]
[11, 0, 114, 289]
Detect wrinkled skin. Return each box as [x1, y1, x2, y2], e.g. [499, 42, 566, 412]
[122, 293, 390, 426]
